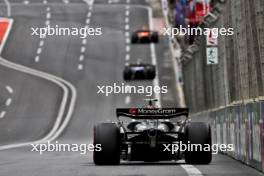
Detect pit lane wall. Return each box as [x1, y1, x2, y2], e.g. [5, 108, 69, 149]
[190, 101, 264, 172]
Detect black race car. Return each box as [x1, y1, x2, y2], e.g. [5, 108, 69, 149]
[123, 62, 156, 81]
[131, 29, 159, 44]
[93, 99, 212, 165]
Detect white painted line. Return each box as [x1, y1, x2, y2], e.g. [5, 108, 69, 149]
[85, 25, 89, 29]
[35, 56, 40, 62]
[5, 85, 13, 94]
[126, 38, 130, 44]
[5, 98, 12, 106]
[45, 20, 50, 26]
[78, 64, 83, 70]
[147, 6, 161, 107]
[43, 0, 47, 4]
[125, 54, 130, 61]
[89, 5, 93, 11]
[0, 111, 6, 119]
[125, 95, 131, 104]
[46, 12, 51, 19]
[63, 0, 69, 4]
[82, 39, 87, 45]
[87, 12, 92, 18]
[126, 45, 130, 52]
[46, 7, 50, 11]
[181, 165, 204, 176]
[0, 21, 77, 150]
[125, 5, 130, 10]
[80, 46, 86, 53]
[86, 18, 90, 24]
[125, 10, 130, 16]
[79, 55, 84, 61]
[39, 40, 44, 47]
[125, 24, 130, 30]
[125, 17, 129, 23]
[126, 0, 130, 3]
[3, 0, 11, 17]
[37, 48, 42, 55]
[23, 0, 29, 5]
[125, 32, 130, 37]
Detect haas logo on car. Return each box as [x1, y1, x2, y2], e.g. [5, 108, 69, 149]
[129, 108, 137, 114]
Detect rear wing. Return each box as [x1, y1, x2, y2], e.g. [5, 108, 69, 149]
[116, 108, 188, 119]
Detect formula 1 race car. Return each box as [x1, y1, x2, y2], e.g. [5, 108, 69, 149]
[131, 29, 159, 44]
[123, 61, 156, 81]
[93, 99, 212, 165]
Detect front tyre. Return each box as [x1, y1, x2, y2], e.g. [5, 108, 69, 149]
[93, 123, 121, 165]
[184, 122, 212, 164]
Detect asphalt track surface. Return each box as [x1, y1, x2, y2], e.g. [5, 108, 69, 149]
[0, 0, 263, 176]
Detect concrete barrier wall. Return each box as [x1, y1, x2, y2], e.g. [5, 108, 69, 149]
[191, 101, 264, 172]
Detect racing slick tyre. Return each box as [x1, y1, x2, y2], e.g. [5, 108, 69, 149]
[123, 67, 132, 80]
[93, 123, 121, 165]
[147, 66, 156, 79]
[184, 122, 212, 164]
[151, 32, 159, 43]
[131, 34, 138, 43]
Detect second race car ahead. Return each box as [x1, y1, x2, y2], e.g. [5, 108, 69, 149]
[123, 60, 156, 81]
[131, 29, 159, 44]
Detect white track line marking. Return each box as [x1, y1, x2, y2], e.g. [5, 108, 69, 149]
[125, 24, 130, 30]
[89, 5, 92, 11]
[23, 0, 29, 5]
[5, 98, 12, 106]
[5, 85, 13, 94]
[82, 39, 87, 45]
[125, 5, 130, 9]
[87, 12, 92, 18]
[43, 0, 47, 4]
[125, 54, 130, 61]
[35, 56, 40, 62]
[46, 12, 51, 19]
[78, 64, 83, 70]
[0, 111, 6, 119]
[37, 48, 42, 55]
[126, 45, 130, 52]
[80, 46, 86, 53]
[3, 0, 11, 17]
[45, 20, 50, 26]
[125, 32, 130, 37]
[126, 0, 130, 3]
[63, 0, 69, 4]
[125, 95, 131, 104]
[46, 7, 50, 11]
[181, 165, 204, 176]
[125, 10, 130, 16]
[39, 40, 44, 47]
[86, 18, 90, 24]
[126, 38, 130, 44]
[79, 55, 84, 61]
[125, 17, 129, 23]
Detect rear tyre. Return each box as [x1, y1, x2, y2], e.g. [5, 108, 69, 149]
[123, 67, 132, 80]
[93, 123, 121, 165]
[131, 34, 138, 44]
[184, 122, 212, 164]
[151, 32, 159, 43]
[147, 66, 156, 79]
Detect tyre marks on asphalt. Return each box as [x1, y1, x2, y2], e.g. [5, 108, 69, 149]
[77, 2, 93, 70]
[0, 85, 14, 119]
